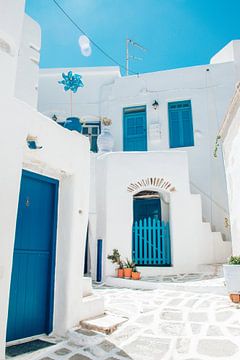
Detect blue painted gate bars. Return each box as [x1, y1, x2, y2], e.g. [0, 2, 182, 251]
[133, 217, 171, 266]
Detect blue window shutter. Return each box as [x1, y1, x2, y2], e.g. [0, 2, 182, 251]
[168, 100, 194, 148]
[123, 107, 147, 151]
[182, 107, 194, 146]
[168, 108, 182, 148]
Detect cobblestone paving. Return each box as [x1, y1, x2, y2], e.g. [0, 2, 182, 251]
[141, 272, 222, 283]
[36, 286, 240, 360]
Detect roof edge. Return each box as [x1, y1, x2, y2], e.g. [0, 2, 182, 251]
[218, 82, 240, 140]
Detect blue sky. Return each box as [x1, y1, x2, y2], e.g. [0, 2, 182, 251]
[25, 0, 240, 75]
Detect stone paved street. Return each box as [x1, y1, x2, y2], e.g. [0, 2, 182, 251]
[32, 284, 240, 360]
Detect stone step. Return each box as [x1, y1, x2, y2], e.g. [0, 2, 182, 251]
[80, 313, 128, 335]
[198, 263, 224, 276]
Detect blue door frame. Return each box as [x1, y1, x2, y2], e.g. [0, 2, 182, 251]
[123, 106, 147, 151]
[7, 170, 59, 342]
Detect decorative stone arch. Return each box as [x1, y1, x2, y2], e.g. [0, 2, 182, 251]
[127, 177, 176, 195]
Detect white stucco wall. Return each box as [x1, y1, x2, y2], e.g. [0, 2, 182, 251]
[222, 84, 240, 255]
[38, 43, 240, 244]
[15, 14, 41, 108]
[92, 152, 230, 280]
[0, 0, 25, 98]
[210, 40, 240, 64]
[0, 2, 91, 358]
[0, 99, 90, 360]
[38, 67, 121, 121]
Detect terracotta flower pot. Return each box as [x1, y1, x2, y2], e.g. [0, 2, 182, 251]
[229, 293, 240, 303]
[117, 268, 124, 278]
[123, 268, 132, 278]
[132, 272, 141, 280]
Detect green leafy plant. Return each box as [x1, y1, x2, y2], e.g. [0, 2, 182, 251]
[228, 256, 240, 265]
[107, 249, 123, 268]
[213, 135, 221, 158]
[124, 258, 135, 269]
[132, 266, 138, 273]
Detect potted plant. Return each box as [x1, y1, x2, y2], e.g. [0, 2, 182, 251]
[223, 256, 240, 303]
[123, 258, 135, 278]
[107, 249, 124, 278]
[132, 266, 141, 280]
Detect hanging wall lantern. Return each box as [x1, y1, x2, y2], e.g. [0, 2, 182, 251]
[152, 100, 159, 110]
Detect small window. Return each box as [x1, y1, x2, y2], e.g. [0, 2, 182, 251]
[81, 121, 101, 153]
[168, 100, 194, 148]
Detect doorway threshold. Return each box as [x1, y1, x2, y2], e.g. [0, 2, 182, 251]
[6, 338, 55, 358]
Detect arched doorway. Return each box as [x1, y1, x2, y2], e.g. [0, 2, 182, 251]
[132, 191, 171, 266]
[133, 191, 161, 222]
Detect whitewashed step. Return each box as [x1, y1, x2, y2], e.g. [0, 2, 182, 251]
[80, 313, 128, 334]
[80, 294, 104, 321]
[83, 277, 93, 297]
[201, 222, 212, 232]
[212, 232, 232, 263]
[198, 263, 224, 276]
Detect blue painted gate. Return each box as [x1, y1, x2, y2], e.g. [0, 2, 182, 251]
[123, 107, 147, 151]
[7, 170, 58, 342]
[133, 218, 171, 266]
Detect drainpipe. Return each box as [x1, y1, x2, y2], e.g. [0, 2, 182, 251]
[96, 239, 103, 283]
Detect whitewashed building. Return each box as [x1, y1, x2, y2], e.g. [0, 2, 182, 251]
[37, 41, 240, 279]
[92, 151, 230, 279]
[38, 41, 240, 247]
[0, 2, 104, 359]
[220, 82, 240, 256]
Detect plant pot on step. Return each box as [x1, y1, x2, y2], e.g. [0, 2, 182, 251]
[223, 261, 240, 303]
[117, 268, 124, 278]
[132, 271, 141, 280]
[123, 268, 132, 279]
[229, 294, 240, 303]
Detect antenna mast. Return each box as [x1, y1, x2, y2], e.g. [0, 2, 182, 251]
[126, 38, 146, 76]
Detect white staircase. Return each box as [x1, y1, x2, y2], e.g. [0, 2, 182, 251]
[190, 193, 232, 265]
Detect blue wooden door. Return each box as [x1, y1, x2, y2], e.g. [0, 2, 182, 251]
[7, 170, 58, 342]
[123, 109, 147, 151]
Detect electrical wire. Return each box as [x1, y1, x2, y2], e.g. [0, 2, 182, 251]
[52, 0, 138, 75]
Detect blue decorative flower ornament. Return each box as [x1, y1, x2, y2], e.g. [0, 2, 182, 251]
[58, 71, 84, 93]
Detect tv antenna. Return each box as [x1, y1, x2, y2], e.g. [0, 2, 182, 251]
[126, 38, 147, 76]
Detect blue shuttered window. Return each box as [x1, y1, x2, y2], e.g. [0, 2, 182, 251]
[168, 100, 194, 148]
